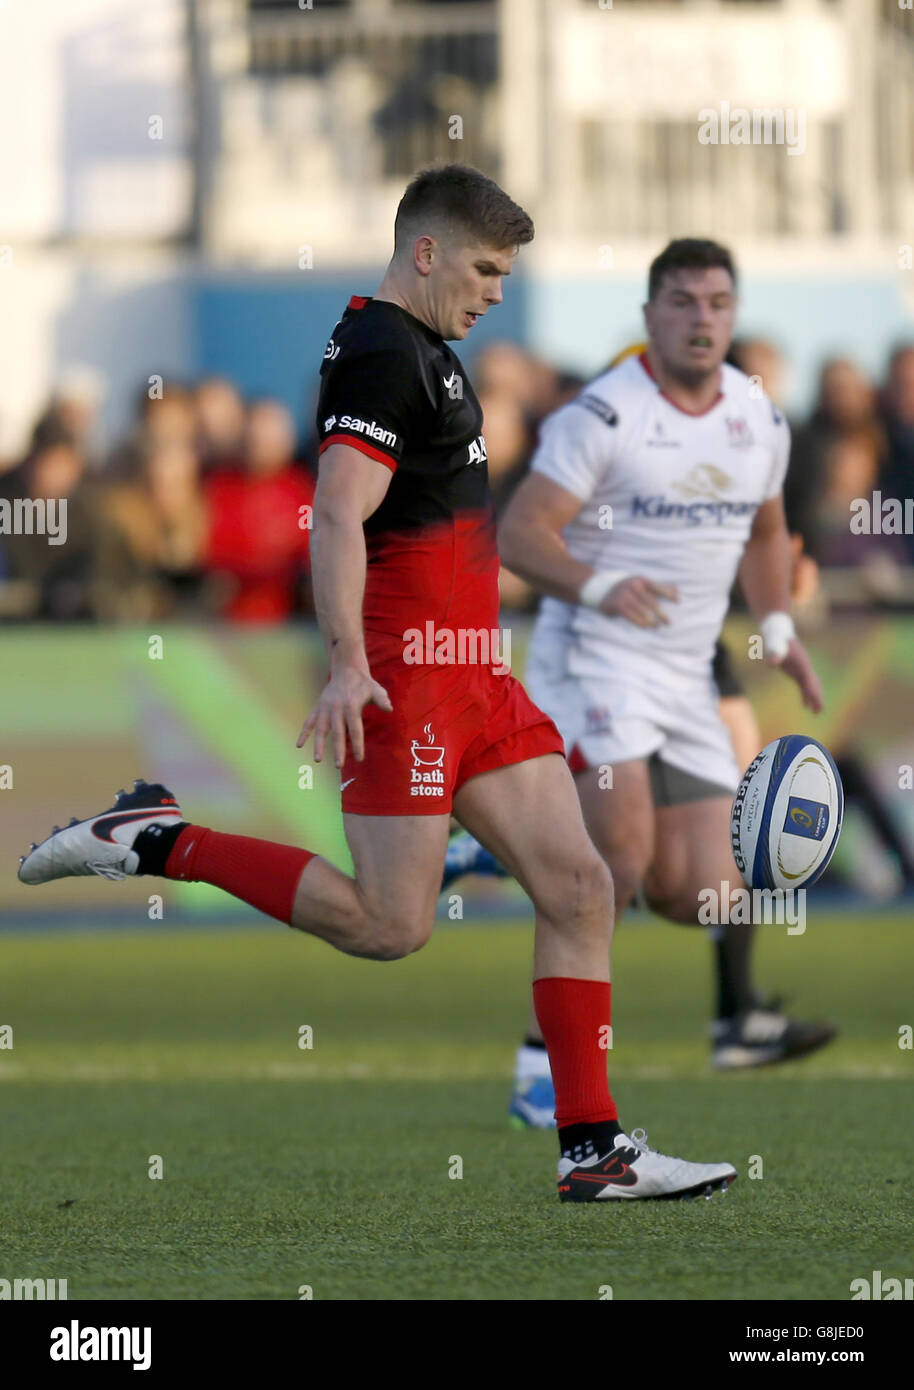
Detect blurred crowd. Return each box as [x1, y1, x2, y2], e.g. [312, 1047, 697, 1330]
[0, 379, 316, 623]
[1, 337, 913, 625]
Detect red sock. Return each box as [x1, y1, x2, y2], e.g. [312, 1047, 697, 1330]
[164, 826, 314, 925]
[533, 977, 618, 1127]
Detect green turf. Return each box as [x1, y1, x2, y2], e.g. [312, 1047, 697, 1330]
[0, 913, 910, 1300]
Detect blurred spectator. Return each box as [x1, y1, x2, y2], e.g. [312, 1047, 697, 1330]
[879, 344, 914, 562]
[815, 358, 879, 433]
[195, 376, 246, 472]
[95, 440, 208, 620]
[527, 356, 562, 424]
[108, 382, 198, 482]
[29, 366, 105, 464]
[477, 387, 535, 611]
[2, 433, 99, 620]
[787, 357, 886, 558]
[203, 399, 315, 623]
[473, 340, 562, 427]
[729, 337, 788, 407]
[473, 340, 533, 405]
[813, 431, 907, 573]
[552, 369, 588, 411]
[480, 388, 532, 516]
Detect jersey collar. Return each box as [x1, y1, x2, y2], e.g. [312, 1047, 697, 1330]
[347, 294, 446, 347]
[638, 351, 724, 417]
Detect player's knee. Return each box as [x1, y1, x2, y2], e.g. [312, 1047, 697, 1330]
[535, 847, 613, 928]
[358, 908, 434, 961]
[588, 852, 615, 911]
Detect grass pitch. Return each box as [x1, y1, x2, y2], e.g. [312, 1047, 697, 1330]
[0, 911, 910, 1300]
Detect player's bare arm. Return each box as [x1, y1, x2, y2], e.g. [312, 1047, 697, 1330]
[296, 442, 394, 765]
[738, 493, 824, 713]
[499, 471, 678, 627]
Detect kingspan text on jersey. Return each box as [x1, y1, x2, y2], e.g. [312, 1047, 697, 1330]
[631, 496, 761, 526]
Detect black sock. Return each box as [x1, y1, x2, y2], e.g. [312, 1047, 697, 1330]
[712, 925, 755, 1019]
[559, 1120, 624, 1161]
[523, 1036, 547, 1051]
[133, 821, 188, 876]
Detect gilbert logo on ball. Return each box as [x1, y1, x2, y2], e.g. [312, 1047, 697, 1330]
[731, 735, 844, 891]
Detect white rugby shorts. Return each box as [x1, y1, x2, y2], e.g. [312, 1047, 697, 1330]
[525, 631, 740, 793]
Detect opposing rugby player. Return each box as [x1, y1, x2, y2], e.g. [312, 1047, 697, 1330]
[446, 242, 835, 1127]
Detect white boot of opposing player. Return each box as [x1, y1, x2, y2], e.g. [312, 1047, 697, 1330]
[18, 780, 183, 885]
[508, 1044, 556, 1129]
[557, 1128, 736, 1202]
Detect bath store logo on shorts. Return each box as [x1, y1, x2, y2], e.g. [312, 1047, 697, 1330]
[410, 724, 445, 798]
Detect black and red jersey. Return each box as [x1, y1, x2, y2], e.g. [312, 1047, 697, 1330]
[316, 296, 497, 655]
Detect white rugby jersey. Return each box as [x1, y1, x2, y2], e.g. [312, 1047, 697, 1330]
[529, 353, 790, 679]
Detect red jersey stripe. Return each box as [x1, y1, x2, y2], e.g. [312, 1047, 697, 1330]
[319, 433, 398, 472]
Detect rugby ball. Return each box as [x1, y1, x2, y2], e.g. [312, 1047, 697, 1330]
[731, 735, 843, 891]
